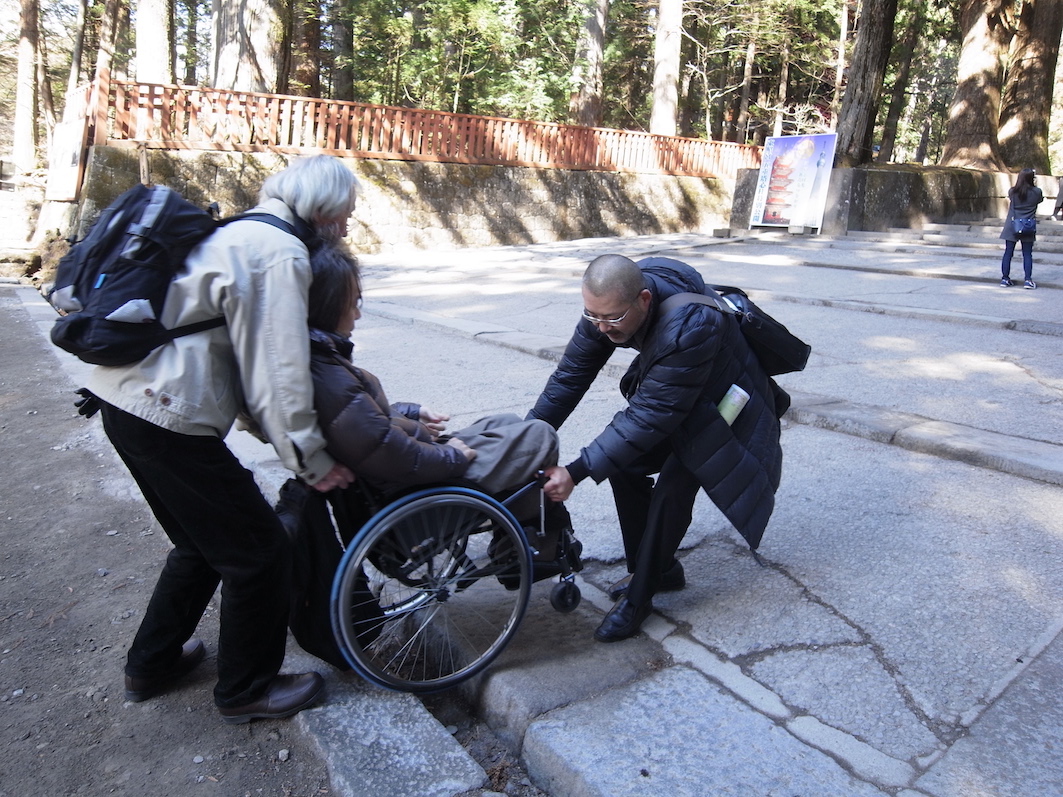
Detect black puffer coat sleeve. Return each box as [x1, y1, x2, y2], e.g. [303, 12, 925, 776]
[575, 304, 723, 483]
[526, 319, 614, 429]
[310, 345, 470, 491]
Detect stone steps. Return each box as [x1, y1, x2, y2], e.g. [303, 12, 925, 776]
[824, 220, 1063, 264]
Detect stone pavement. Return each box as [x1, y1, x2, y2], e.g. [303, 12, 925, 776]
[7, 225, 1063, 796]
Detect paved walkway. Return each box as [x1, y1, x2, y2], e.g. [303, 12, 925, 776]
[8, 228, 1063, 796]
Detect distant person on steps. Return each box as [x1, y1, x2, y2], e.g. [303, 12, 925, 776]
[1000, 168, 1043, 290]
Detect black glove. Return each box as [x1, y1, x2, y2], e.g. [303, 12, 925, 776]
[74, 388, 101, 418]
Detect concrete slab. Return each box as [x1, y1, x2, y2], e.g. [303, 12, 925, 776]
[752, 646, 941, 762]
[913, 629, 1063, 796]
[521, 666, 890, 797]
[769, 426, 1063, 730]
[298, 674, 487, 797]
[1010, 318, 1063, 337]
[648, 536, 856, 658]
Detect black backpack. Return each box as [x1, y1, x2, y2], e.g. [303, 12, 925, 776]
[661, 287, 811, 376]
[48, 183, 313, 366]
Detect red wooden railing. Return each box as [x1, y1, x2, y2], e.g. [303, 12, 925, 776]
[88, 80, 759, 181]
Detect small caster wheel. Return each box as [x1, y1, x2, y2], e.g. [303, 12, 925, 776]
[550, 580, 581, 613]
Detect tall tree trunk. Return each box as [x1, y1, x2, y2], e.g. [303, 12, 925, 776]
[710, 50, 728, 140]
[676, 15, 697, 137]
[835, 0, 899, 166]
[772, 40, 790, 137]
[877, 2, 925, 162]
[89, 0, 122, 146]
[649, 0, 682, 135]
[182, 0, 200, 84]
[114, 0, 133, 81]
[212, 0, 285, 92]
[568, 0, 610, 126]
[289, 0, 321, 96]
[14, 0, 40, 172]
[331, 0, 354, 100]
[37, 22, 56, 134]
[998, 0, 1063, 172]
[830, 0, 849, 129]
[137, 0, 172, 82]
[914, 116, 932, 162]
[168, 0, 178, 82]
[733, 37, 755, 142]
[64, 0, 88, 107]
[939, 0, 1014, 170]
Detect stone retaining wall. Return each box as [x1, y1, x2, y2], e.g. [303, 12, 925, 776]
[48, 149, 1057, 258]
[69, 146, 735, 253]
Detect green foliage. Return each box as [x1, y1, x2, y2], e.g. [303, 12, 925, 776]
[675, 0, 839, 141]
[596, 0, 652, 129]
[342, 0, 582, 120]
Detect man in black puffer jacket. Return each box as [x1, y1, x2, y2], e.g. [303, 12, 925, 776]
[530, 255, 785, 642]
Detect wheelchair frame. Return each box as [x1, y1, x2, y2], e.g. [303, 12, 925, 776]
[329, 476, 582, 693]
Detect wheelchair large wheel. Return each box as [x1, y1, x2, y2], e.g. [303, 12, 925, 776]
[331, 487, 533, 693]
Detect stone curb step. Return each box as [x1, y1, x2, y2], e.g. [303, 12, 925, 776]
[786, 391, 1063, 487]
[717, 230, 1063, 266]
[756, 290, 1063, 336]
[825, 234, 1063, 262]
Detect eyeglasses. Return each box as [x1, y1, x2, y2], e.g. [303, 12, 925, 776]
[583, 301, 635, 327]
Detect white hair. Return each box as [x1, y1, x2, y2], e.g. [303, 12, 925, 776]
[259, 155, 360, 227]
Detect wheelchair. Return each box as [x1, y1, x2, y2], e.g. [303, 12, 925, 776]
[328, 474, 584, 694]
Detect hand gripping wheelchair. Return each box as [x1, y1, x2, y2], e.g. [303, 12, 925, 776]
[325, 473, 584, 693]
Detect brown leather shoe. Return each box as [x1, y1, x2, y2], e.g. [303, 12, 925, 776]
[124, 638, 206, 702]
[607, 559, 686, 601]
[218, 673, 325, 725]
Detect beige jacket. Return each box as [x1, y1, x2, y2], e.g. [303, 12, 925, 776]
[87, 198, 335, 485]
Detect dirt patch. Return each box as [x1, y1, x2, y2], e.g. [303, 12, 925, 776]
[424, 690, 549, 797]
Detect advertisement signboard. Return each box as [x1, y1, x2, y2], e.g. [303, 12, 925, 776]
[749, 133, 837, 230]
[44, 118, 89, 202]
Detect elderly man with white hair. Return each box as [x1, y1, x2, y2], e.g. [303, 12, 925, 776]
[83, 155, 358, 723]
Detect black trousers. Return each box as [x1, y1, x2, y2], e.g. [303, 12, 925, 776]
[608, 442, 700, 607]
[100, 403, 291, 707]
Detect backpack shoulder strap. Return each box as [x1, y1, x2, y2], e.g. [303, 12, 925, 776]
[219, 211, 316, 246]
[659, 290, 731, 319]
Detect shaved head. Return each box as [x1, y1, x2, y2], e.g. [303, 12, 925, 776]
[583, 255, 645, 302]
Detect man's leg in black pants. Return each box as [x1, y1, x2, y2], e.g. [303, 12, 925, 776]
[609, 468, 654, 571]
[596, 453, 699, 642]
[101, 405, 291, 707]
[625, 454, 700, 608]
[608, 444, 672, 573]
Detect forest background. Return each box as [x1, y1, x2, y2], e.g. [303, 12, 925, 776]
[2, 0, 1063, 189]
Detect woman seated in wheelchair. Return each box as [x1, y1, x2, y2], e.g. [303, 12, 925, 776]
[306, 241, 576, 565]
